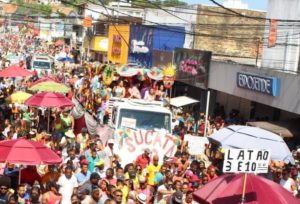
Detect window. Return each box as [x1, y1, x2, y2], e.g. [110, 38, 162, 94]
[118, 109, 171, 132]
[32, 61, 51, 69]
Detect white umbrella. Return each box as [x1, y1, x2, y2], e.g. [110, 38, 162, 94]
[209, 125, 294, 164]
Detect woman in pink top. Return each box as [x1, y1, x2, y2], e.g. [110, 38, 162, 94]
[136, 177, 153, 204]
[42, 181, 61, 204]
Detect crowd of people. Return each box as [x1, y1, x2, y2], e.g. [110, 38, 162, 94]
[0, 31, 298, 204]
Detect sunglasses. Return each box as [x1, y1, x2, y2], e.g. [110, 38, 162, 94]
[0, 187, 7, 190]
[115, 194, 122, 197]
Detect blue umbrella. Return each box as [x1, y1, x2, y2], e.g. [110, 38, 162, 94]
[57, 57, 74, 63]
[208, 125, 294, 164]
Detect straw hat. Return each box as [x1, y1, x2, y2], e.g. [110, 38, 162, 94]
[136, 193, 146, 204]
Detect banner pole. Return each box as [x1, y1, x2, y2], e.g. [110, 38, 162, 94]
[241, 173, 248, 204]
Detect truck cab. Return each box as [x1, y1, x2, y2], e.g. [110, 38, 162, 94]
[31, 55, 54, 75]
[108, 98, 172, 133]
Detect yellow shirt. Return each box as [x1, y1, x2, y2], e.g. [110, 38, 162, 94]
[117, 185, 128, 204]
[147, 164, 161, 186]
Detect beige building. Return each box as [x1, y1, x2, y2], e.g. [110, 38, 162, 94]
[194, 5, 266, 65]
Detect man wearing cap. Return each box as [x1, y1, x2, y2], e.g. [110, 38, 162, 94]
[167, 190, 183, 204]
[60, 130, 76, 160]
[95, 159, 106, 178]
[135, 148, 151, 169]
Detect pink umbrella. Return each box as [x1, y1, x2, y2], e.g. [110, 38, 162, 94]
[24, 92, 74, 108]
[0, 64, 33, 78]
[193, 173, 299, 204]
[25, 92, 74, 131]
[0, 139, 61, 165]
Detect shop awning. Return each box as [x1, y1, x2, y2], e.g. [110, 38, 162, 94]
[246, 119, 300, 138]
[170, 96, 199, 107]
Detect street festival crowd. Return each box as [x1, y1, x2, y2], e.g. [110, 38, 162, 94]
[0, 32, 299, 204]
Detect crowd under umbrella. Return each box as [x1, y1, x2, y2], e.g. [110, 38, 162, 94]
[0, 138, 61, 184]
[208, 125, 294, 164]
[5, 91, 32, 104]
[24, 92, 74, 131]
[193, 173, 299, 204]
[29, 81, 70, 94]
[0, 64, 33, 78]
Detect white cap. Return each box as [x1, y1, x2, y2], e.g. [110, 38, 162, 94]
[108, 138, 114, 144]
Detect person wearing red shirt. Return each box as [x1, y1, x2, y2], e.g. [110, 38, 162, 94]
[135, 148, 151, 169]
[20, 166, 42, 186]
[207, 165, 218, 181]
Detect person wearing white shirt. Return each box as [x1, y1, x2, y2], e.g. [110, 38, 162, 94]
[57, 166, 78, 204]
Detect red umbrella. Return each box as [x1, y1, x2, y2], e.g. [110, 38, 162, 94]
[193, 173, 299, 204]
[24, 92, 74, 108]
[0, 64, 33, 78]
[30, 76, 59, 87]
[0, 139, 61, 165]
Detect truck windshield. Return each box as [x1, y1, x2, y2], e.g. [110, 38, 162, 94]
[33, 61, 51, 69]
[118, 109, 171, 132]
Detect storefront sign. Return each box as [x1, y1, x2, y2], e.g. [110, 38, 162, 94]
[115, 129, 177, 166]
[223, 149, 270, 173]
[237, 72, 280, 96]
[107, 25, 129, 64]
[128, 25, 153, 67]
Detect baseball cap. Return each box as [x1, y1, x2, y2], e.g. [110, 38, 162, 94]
[108, 139, 114, 145]
[173, 190, 183, 203]
[145, 148, 151, 154]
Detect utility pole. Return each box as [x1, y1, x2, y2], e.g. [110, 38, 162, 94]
[255, 39, 260, 66]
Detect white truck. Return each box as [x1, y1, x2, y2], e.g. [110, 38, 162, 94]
[108, 98, 172, 133]
[31, 55, 54, 75]
[107, 98, 176, 165]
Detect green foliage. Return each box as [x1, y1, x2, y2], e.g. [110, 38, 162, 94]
[12, 0, 52, 16]
[162, 0, 187, 7]
[131, 0, 187, 8]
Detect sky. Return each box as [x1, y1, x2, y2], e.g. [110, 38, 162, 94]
[183, 0, 268, 11]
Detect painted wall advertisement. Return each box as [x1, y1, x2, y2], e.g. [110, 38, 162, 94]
[128, 25, 153, 67]
[115, 129, 178, 166]
[107, 25, 130, 64]
[174, 48, 212, 89]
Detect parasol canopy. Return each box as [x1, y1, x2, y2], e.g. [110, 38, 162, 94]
[0, 65, 33, 78]
[193, 173, 299, 204]
[25, 92, 74, 108]
[29, 81, 69, 93]
[0, 139, 61, 165]
[6, 91, 32, 103]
